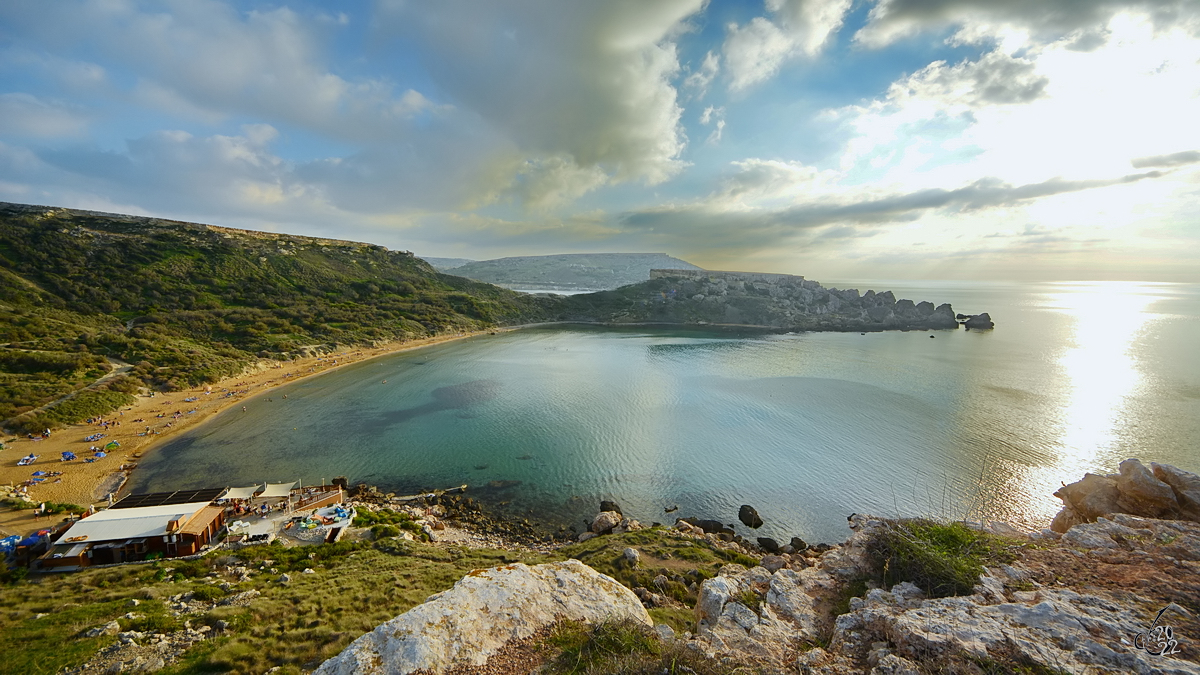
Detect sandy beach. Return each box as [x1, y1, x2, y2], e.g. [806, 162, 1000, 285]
[0, 330, 495, 536]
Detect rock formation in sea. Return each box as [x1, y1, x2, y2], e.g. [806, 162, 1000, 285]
[560, 269, 969, 331]
[1050, 458, 1200, 532]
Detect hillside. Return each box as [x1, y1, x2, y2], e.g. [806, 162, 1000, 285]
[0, 203, 553, 432]
[421, 257, 475, 271]
[443, 253, 702, 291]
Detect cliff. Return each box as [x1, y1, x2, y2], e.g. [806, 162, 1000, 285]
[555, 268, 961, 331]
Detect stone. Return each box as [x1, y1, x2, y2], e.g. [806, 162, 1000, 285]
[1115, 458, 1179, 517]
[599, 500, 622, 516]
[871, 653, 922, 675]
[674, 520, 704, 536]
[653, 624, 675, 642]
[126, 598, 140, 607]
[86, 620, 122, 638]
[623, 547, 640, 566]
[315, 561, 649, 675]
[576, 531, 597, 542]
[1152, 462, 1200, 521]
[760, 555, 787, 572]
[591, 511, 621, 534]
[963, 312, 994, 329]
[1055, 473, 1122, 521]
[739, 504, 764, 529]
[757, 537, 781, 553]
[1050, 504, 1087, 534]
[278, 573, 291, 583]
[303, 568, 316, 574]
[790, 536, 808, 552]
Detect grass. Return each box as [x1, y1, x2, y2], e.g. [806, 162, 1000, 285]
[540, 619, 754, 675]
[0, 528, 759, 673]
[865, 519, 1021, 598]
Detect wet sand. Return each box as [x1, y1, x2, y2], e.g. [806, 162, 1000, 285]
[0, 331, 496, 536]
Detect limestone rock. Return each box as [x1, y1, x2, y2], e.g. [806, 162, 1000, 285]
[591, 511, 621, 534]
[1050, 504, 1087, 534]
[1055, 473, 1122, 521]
[757, 537, 780, 553]
[599, 500, 622, 516]
[692, 564, 836, 664]
[623, 547, 640, 566]
[963, 313, 994, 329]
[1116, 458, 1179, 518]
[315, 561, 649, 675]
[86, 620, 122, 638]
[1153, 462, 1200, 521]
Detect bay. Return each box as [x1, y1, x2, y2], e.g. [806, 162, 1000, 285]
[127, 280, 1200, 543]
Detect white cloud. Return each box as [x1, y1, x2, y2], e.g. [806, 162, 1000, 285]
[723, 0, 853, 91]
[684, 50, 721, 95]
[375, 1, 703, 201]
[700, 105, 726, 144]
[0, 93, 89, 138]
[0, 0, 442, 142]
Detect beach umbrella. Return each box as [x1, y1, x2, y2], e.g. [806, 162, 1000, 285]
[104, 441, 120, 450]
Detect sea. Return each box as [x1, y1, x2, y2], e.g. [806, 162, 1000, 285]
[126, 281, 1200, 544]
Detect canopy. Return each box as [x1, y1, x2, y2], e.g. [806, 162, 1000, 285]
[221, 485, 261, 501]
[104, 441, 120, 449]
[61, 452, 76, 460]
[94, 451, 106, 458]
[258, 481, 297, 499]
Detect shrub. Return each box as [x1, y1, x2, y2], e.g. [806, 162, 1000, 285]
[547, 620, 660, 675]
[865, 519, 1018, 598]
[190, 584, 228, 602]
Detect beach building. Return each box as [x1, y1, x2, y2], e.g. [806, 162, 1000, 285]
[36, 483, 347, 570]
[39, 488, 227, 569]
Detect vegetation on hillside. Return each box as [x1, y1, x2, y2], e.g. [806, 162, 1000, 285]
[0, 526, 757, 674]
[444, 252, 702, 291]
[0, 203, 558, 432]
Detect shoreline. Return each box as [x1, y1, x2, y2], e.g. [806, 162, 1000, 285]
[0, 329, 493, 537]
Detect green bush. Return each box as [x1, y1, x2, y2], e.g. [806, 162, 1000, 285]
[190, 584, 228, 602]
[865, 519, 1018, 598]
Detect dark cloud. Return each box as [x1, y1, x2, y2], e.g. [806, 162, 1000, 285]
[619, 171, 1165, 244]
[1132, 150, 1200, 168]
[857, 0, 1200, 45]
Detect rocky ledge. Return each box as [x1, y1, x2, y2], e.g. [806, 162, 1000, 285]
[318, 460, 1200, 674]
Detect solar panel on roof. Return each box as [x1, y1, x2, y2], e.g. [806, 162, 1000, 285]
[110, 488, 225, 509]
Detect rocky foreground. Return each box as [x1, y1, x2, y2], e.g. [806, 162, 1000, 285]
[319, 461, 1200, 675]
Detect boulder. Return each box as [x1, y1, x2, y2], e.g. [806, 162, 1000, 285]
[962, 313, 994, 329]
[591, 511, 622, 534]
[1054, 473, 1122, 521]
[1049, 504, 1087, 534]
[738, 505, 764, 529]
[1152, 462, 1200, 521]
[315, 561, 649, 675]
[623, 548, 640, 566]
[599, 500, 623, 516]
[1115, 458, 1179, 517]
[790, 536, 809, 552]
[757, 537, 781, 553]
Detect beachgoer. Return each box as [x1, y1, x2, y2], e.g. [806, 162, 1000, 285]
[242, 406, 247, 412]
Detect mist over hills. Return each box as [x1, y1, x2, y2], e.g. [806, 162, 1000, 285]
[427, 253, 702, 291]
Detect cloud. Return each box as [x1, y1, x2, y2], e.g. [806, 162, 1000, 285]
[0, 93, 89, 138]
[375, 0, 703, 198]
[619, 170, 1166, 249]
[699, 106, 726, 144]
[1132, 150, 1200, 168]
[0, 0, 443, 142]
[723, 0, 853, 91]
[890, 50, 1048, 107]
[855, 0, 1200, 48]
[684, 50, 721, 95]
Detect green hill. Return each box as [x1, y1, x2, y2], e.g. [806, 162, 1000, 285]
[0, 203, 553, 432]
[443, 253, 702, 291]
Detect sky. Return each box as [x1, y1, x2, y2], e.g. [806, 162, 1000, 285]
[1, 0, 1199, 281]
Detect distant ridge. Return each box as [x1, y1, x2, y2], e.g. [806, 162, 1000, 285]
[424, 257, 476, 271]
[441, 252, 703, 292]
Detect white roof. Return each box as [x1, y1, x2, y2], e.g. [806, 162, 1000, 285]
[221, 485, 261, 500]
[57, 502, 213, 543]
[258, 481, 297, 498]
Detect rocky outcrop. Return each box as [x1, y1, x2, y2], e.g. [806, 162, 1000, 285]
[315, 560, 650, 675]
[961, 312, 994, 329]
[739, 504, 764, 529]
[586, 270, 966, 332]
[1051, 459, 1196, 533]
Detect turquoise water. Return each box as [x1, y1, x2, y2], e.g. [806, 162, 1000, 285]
[128, 281, 1200, 543]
